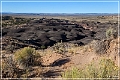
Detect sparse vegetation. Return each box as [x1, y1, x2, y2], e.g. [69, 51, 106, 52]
[52, 40, 66, 54]
[14, 47, 35, 69]
[2, 56, 20, 78]
[2, 16, 31, 27]
[2, 47, 43, 78]
[2, 15, 119, 78]
[62, 67, 81, 78]
[62, 58, 119, 78]
[106, 27, 117, 39]
[52, 41, 79, 54]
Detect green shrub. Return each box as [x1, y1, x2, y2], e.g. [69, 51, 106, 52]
[62, 67, 81, 78]
[83, 58, 119, 78]
[52, 41, 67, 54]
[14, 47, 35, 69]
[106, 27, 117, 39]
[52, 41, 78, 54]
[62, 58, 119, 79]
[98, 58, 118, 78]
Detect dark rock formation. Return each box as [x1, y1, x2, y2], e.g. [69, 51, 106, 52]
[3, 17, 114, 50]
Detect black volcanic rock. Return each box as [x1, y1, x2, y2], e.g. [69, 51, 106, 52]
[2, 28, 8, 36]
[2, 17, 100, 50]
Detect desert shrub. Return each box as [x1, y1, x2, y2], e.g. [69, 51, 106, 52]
[106, 27, 117, 39]
[14, 47, 36, 69]
[52, 41, 78, 54]
[85, 58, 119, 78]
[2, 55, 41, 78]
[62, 67, 81, 78]
[97, 58, 119, 78]
[33, 51, 43, 66]
[2, 56, 20, 78]
[90, 40, 110, 54]
[62, 58, 119, 79]
[53, 41, 67, 54]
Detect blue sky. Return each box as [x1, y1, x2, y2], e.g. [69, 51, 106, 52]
[1, 1, 119, 13]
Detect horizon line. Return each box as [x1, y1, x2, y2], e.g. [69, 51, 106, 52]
[1, 12, 119, 14]
[1, 1, 119, 2]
